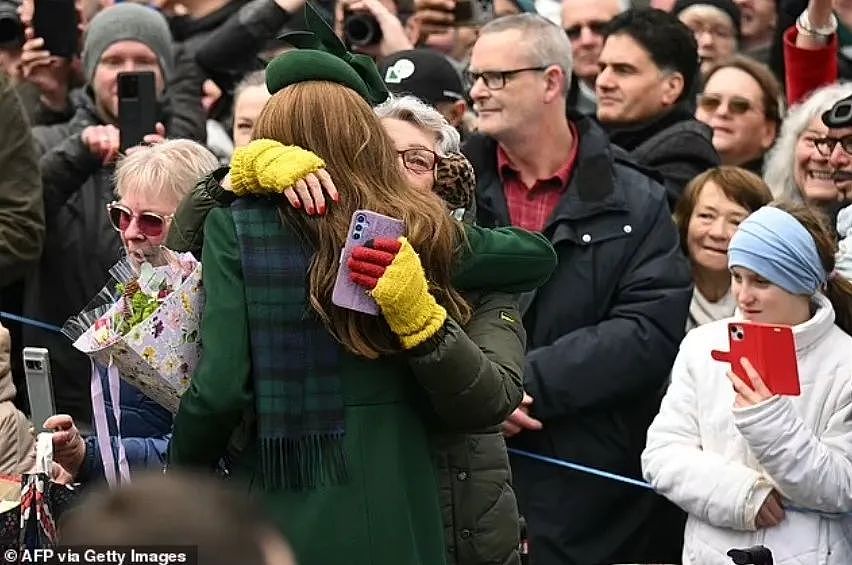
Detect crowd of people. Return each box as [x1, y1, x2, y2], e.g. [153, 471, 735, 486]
[0, 0, 850, 563]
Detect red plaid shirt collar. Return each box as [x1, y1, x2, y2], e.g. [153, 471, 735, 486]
[495, 124, 579, 232]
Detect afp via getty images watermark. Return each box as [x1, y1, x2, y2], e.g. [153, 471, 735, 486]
[2, 546, 197, 565]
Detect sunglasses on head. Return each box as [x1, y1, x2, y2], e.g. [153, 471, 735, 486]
[564, 21, 608, 40]
[107, 202, 173, 238]
[697, 93, 757, 116]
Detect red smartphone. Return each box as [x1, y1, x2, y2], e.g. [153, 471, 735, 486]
[711, 322, 801, 396]
[332, 210, 406, 316]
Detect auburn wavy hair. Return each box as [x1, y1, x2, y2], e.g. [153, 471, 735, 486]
[252, 81, 470, 358]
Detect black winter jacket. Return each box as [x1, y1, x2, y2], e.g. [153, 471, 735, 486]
[463, 114, 692, 565]
[607, 106, 719, 210]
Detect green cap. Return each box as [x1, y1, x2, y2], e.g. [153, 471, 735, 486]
[266, 3, 389, 106]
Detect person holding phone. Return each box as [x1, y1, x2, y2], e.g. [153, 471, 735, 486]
[642, 201, 852, 564]
[169, 6, 554, 564]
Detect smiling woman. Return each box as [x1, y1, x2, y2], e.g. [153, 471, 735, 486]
[764, 82, 852, 208]
[674, 166, 773, 330]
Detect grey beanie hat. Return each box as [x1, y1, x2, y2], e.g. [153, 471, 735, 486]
[83, 4, 174, 83]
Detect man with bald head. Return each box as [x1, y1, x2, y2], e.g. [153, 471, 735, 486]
[562, 0, 626, 113]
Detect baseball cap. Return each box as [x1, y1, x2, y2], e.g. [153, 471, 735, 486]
[823, 93, 852, 129]
[379, 49, 465, 105]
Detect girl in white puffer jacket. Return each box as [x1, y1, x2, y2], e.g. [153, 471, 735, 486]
[643, 202, 852, 565]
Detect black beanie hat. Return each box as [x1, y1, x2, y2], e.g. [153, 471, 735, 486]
[673, 0, 742, 39]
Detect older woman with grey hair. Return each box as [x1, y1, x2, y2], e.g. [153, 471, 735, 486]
[47, 139, 220, 484]
[763, 83, 852, 209]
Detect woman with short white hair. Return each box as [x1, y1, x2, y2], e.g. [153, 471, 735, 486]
[48, 139, 219, 484]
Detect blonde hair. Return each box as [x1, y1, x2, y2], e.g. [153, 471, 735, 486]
[114, 139, 219, 203]
[253, 81, 470, 359]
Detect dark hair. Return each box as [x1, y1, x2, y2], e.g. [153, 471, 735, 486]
[58, 472, 293, 565]
[674, 166, 773, 256]
[703, 55, 784, 131]
[604, 8, 699, 104]
[771, 201, 852, 336]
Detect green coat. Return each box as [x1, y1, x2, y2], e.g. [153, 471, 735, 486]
[169, 207, 447, 564]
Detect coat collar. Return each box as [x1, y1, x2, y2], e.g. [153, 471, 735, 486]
[466, 112, 630, 228]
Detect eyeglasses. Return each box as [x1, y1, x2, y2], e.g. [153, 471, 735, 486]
[398, 148, 438, 174]
[814, 135, 852, 157]
[697, 93, 758, 116]
[464, 66, 548, 90]
[564, 21, 608, 40]
[106, 202, 173, 238]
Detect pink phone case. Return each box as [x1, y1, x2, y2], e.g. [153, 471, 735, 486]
[332, 210, 406, 315]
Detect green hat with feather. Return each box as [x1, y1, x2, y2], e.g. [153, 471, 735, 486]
[266, 2, 389, 105]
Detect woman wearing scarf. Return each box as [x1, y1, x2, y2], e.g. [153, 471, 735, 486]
[642, 202, 852, 564]
[168, 5, 555, 564]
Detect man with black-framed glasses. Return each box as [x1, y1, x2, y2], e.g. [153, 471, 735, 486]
[819, 93, 852, 204]
[462, 12, 691, 565]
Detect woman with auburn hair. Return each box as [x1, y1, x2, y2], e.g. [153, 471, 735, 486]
[674, 166, 773, 330]
[168, 8, 542, 562]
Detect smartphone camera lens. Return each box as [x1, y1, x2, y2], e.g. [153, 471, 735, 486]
[356, 214, 366, 223]
[353, 233, 361, 240]
[355, 224, 363, 231]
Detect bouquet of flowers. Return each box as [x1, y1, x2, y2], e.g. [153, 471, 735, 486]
[63, 249, 204, 413]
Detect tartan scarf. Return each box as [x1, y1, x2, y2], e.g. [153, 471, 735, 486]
[230, 198, 347, 491]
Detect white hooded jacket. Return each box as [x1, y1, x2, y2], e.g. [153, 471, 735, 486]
[642, 293, 852, 565]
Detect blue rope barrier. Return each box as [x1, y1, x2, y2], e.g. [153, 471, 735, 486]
[508, 448, 652, 489]
[0, 312, 62, 333]
[508, 448, 852, 517]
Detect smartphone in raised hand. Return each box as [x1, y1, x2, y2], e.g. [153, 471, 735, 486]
[23, 347, 55, 432]
[711, 322, 800, 396]
[332, 210, 406, 315]
[118, 71, 157, 152]
[33, 0, 79, 58]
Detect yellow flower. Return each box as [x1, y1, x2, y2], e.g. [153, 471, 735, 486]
[180, 292, 192, 314]
[163, 356, 177, 376]
[142, 346, 157, 364]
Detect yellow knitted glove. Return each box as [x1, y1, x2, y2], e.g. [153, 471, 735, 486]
[370, 238, 447, 349]
[229, 138, 326, 196]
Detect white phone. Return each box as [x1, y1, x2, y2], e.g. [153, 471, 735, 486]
[22, 347, 55, 432]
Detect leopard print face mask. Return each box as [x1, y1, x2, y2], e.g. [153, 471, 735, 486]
[433, 152, 476, 217]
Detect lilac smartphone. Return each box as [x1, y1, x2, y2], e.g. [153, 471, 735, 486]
[332, 210, 406, 315]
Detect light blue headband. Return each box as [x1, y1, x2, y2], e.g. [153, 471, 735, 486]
[728, 206, 826, 295]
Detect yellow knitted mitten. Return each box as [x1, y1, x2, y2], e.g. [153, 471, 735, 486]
[229, 139, 326, 196]
[370, 238, 447, 350]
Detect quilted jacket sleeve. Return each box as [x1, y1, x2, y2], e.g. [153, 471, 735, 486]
[734, 390, 852, 513]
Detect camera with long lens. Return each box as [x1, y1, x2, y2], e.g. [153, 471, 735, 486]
[343, 11, 383, 48]
[0, 0, 23, 46]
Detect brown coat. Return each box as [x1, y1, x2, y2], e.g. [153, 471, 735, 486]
[0, 323, 35, 475]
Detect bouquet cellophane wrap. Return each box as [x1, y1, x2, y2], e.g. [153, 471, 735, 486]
[71, 256, 204, 413]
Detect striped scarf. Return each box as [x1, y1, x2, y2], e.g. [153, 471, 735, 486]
[230, 198, 346, 490]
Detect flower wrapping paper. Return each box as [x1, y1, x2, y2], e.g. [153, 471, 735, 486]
[72, 259, 204, 413]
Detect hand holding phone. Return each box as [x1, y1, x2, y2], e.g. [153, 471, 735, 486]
[711, 322, 801, 396]
[332, 210, 406, 315]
